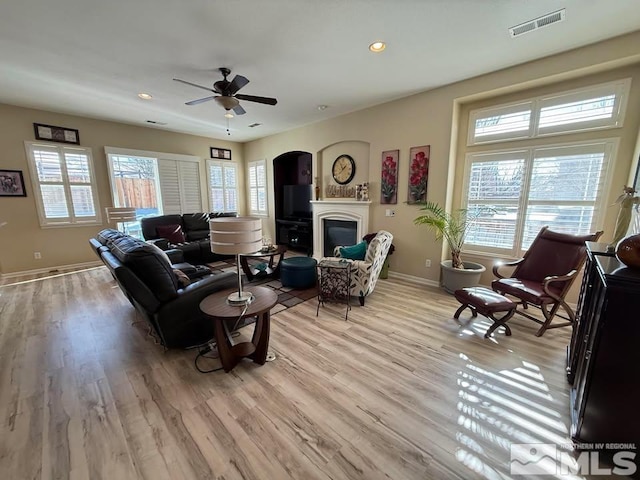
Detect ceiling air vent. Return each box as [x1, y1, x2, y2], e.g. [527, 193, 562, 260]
[248, 123, 262, 128]
[509, 9, 565, 37]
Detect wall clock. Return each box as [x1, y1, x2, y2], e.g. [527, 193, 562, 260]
[332, 154, 356, 185]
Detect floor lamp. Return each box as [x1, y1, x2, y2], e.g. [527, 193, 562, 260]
[210, 217, 262, 305]
[105, 207, 137, 234]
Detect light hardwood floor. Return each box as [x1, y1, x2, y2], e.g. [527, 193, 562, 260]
[0, 266, 584, 479]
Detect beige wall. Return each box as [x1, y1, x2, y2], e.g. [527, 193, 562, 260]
[0, 105, 243, 274]
[244, 31, 640, 288]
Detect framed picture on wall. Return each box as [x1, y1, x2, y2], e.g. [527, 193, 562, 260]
[381, 150, 399, 204]
[407, 145, 430, 204]
[33, 123, 80, 145]
[0, 169, 27, 197]
[210, 147, 232, 160]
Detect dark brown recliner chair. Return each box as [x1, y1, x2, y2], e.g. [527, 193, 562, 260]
[492, 226, 602, 337]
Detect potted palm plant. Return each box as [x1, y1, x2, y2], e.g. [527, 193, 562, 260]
[414, 201, 486, 293]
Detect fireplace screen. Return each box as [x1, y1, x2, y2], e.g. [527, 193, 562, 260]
[323, 219, 357, 257]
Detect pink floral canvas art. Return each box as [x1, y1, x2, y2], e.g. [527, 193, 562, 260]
[408, 145, 429, 204]
[380, 150, 399, 204]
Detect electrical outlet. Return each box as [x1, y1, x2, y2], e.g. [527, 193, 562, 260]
[425, 259, 431, 268]
[34, 252, 41, 260]
[385, 209, 396, 217]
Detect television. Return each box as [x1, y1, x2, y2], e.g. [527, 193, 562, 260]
[283, 184, 312, 220]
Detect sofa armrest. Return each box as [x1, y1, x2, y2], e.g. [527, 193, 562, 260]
[165, 248, 184, 264]
[180, 271, 236, 296]
[147, 238, 170, 250]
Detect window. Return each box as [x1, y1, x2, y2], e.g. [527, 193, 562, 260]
[207, 160, 238, 212]
[248, 159, 268, 215]
[25, 142, 101, 227]
[468, 79, 630, 145]
[464, 140, 615, 256]
[105, 147, 202, 238]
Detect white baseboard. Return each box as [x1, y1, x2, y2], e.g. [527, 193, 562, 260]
[1, 260, 102, 279]
[387, 271, 440, 288]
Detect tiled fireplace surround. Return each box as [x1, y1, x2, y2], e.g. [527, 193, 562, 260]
[311, 200, 372, 259]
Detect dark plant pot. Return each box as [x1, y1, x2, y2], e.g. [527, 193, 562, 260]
[440, 260, 486, 294]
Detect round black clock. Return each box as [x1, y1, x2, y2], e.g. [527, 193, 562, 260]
[332, 154, 356, 185]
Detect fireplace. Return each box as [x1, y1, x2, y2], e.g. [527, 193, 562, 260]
[323, 219, 357, 257]
[311, 200, 371, 259]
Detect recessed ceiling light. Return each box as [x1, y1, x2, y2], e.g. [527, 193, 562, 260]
[317, 105, 328, 111]
[224, 112, 234, 119]
[138, 93, 153, 100]
[369, 41, 386, 53]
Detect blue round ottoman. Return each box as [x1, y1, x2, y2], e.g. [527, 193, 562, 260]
[280, 256, 317, 288]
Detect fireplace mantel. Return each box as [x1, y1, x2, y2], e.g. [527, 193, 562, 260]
[311, 200, 371, 259]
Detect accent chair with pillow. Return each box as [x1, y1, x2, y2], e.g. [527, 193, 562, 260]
[324, 230, 393, 306]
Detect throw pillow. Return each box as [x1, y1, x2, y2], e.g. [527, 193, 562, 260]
[340, 241, 367, 260]
[173, 269, 192, 288]
[156, 224, 186, 244]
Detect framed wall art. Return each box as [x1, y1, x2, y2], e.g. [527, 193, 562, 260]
[407, 145, 430, 204]
[380, 150, 399, 204]
[34, 123, 80, 145]
[0, 169, 27, 197]
[210, 147, 232, 160]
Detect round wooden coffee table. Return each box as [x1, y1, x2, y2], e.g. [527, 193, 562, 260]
[239, 245, 287, 281]
[199, 286, 278, 372]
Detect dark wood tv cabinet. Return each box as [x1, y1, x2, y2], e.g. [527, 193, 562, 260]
[567, 242, 640, 444]
[276, 219, 312, 254]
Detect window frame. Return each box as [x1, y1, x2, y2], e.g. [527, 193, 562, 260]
[467, 78, 630, 146]
[207, 159, 239, 213]
[462, 138, 617, 257]
[24, 141, 102, 228]
[247, 159, 268, 216]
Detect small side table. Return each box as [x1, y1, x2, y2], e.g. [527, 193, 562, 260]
[239, 245, 287, 281]
[316, 259, 352, 320]
[199, 286, 278, 372]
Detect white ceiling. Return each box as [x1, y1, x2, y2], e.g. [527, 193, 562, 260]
[1, 0, 639, 142]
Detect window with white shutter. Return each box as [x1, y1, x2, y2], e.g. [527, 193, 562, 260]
[25, 142, 101, 227]
[207, 160, 238, 213]
[468, 79, 630, 145]
[463, 140, 615, 256]
[248, 159, 268, 216]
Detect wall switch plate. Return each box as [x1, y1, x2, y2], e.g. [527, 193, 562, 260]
[385, 209, 396, 217]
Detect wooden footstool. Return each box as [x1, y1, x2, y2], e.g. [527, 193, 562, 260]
[454, 287, 516, 338]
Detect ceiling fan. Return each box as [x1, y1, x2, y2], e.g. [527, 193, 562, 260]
[173, 67, 277, 115]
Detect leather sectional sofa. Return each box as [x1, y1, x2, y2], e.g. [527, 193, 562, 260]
[141, 212, 236, 264]
[90, 228, 238, 349]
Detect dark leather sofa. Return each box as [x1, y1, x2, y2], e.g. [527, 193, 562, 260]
[90, 229, 237, 349]
[141, 212, 236, 264]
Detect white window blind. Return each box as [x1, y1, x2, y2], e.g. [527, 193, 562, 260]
[158, 159, 202, 215]
[248, 159, 268, 215]
[464, 140, 614, 256]
[207, 160, 238, 213]
[468, 79, 630, 145]
[25, 142, 101, 227]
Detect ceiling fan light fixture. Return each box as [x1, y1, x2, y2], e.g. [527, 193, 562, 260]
[138, 92, 153, 100]
[224, 112, 234, 119]
[215, 96, 240, 110]
[369, 41, 386, 53]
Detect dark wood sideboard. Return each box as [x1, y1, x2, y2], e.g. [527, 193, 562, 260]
[567, 242, 640, 443]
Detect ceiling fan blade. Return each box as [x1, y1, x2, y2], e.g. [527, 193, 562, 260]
[233, 104, 246, 115]
[228, 75, 249, 95]
[236, 94, 277, 106]
[173, 78, 215, 93]
[185, 96, 216, 106]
